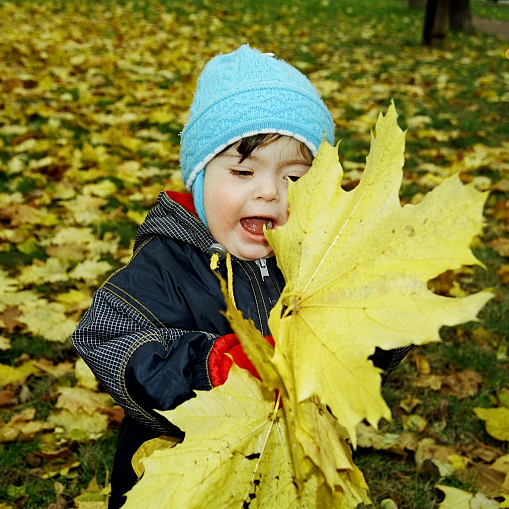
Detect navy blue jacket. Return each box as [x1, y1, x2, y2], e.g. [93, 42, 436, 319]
[72, 191, 411, 507]
[73, 191, 284, 436]
[72, 191, 289, 507]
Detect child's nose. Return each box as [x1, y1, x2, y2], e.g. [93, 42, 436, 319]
[254, 176, 280, 201]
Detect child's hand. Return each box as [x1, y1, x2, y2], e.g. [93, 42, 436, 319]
[208, 334, 274, 386]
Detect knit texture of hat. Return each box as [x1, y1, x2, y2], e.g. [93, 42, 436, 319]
[180, 44, 335, 226]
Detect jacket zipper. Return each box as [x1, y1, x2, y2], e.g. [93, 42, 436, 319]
[255, 258, 269, 279]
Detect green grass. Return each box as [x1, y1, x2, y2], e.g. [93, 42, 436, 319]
[0, 433, 117, 508]
[353, 343, 509, 507]
[471, 0, 509, 21]
[355, 451, 440, 508]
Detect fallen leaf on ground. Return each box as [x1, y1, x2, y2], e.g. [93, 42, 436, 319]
[402, 414, 428, 433]
[17, 258, 70, 285]
[75, 357, 99, 390]
[413, 354, 431, 374]
[73, 476, 110, 509]
[68, 259, 113, 283]
[18, 299, 78, 342]
[47, 387, 116, 440]
[399, 396, 422, 414]
[489, 238, 509, 258]
[0, 390, 17, 407]
[0, 360, 40, 386]
[98, 406, 124, 425]
[0, 308, 22, 334]
[0, 336, 11, 350]
[48, 409, 108, 441]
[474, 407, 509, 442]
[492, 198, 509, 223]
[496, 265, 509, 284]
[356, 422, 418, 455]
[492, 455, 509, 491]
[436, 485, 474, 509]
[439, 488, 503, 508]
[462, 442, 504, 463]
[416, 438, 459, 477]
[414, 369, 483, 399]
[53, 387, 112, 416]
[32, 359, 74, 378]
[0, 408, 54, 442]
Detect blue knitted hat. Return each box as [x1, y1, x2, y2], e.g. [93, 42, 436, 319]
[180, 45, 335, 226]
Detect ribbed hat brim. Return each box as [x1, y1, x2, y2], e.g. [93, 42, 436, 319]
[181, 85, 334, 190]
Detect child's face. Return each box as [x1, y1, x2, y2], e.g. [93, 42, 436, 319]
[203, 136, 312, 260]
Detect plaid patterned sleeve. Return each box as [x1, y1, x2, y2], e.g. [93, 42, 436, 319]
[72, 287, 216, 434]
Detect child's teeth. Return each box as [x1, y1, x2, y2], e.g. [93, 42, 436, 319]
[266, 220, 273, 229]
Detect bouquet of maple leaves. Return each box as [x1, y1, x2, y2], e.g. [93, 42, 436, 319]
[123, 104, 491, 509]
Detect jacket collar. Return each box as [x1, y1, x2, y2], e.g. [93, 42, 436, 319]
[165, 191, 197, 217]
[134, 191, 213, 253]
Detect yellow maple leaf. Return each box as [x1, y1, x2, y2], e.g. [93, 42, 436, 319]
[82, 180, 118, 198]
[148, 110, 175, 125]
[68, 259, 113, 283]
[0, 336, 11, 350]
[0, 360, 40, 386]
[53, 386, 112, 416]
[0, 408, 54, 442]
[17, 258, 70, 285]
[474, 407, 509, 442]
[126, 209, 148, 225]
[19, 299, 77, 342]
[62, 195, 108, 225]
[32, 358, 74, 378]
[48, 387, 112, 440]
[221, 283, 369, 501]
[49, 226, 97, 246]
[75, 357, 99, 390]
[44, 243, 87, 261]
[1, 202, 42, 226]
[115, 160, 144, 185]
[0, 269, 38, 312]
[56, 289, 93, 312]
[131, 436, 183, 479]
[265, 102, 492, 443]
[73, 476, 110, 509]
[436, 485, 503, 509]
[435, 485, 473, 509]
[124, 366, 368, 509]
[48, 409, 109, 441]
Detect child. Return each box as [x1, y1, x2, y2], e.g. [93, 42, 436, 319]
[72, 45, 410, 508]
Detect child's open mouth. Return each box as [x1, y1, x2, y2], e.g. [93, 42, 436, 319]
[240, 217, 275, 235]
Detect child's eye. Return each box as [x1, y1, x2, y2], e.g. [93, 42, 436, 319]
[230, 169, 253, 177]
[285, 175, 301, 182]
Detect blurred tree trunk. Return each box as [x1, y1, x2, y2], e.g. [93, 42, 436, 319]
[422, 0, 473, 46]
[449, 0, 473, 32]
[423, 0, 451, 46]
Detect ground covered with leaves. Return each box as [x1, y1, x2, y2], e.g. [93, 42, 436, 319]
[0, 0, 508, 507]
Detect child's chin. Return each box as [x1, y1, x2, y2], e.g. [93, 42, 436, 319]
[235, 245, 274, 261]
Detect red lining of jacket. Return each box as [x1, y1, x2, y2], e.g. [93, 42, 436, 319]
[165, 191, 197, 217]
